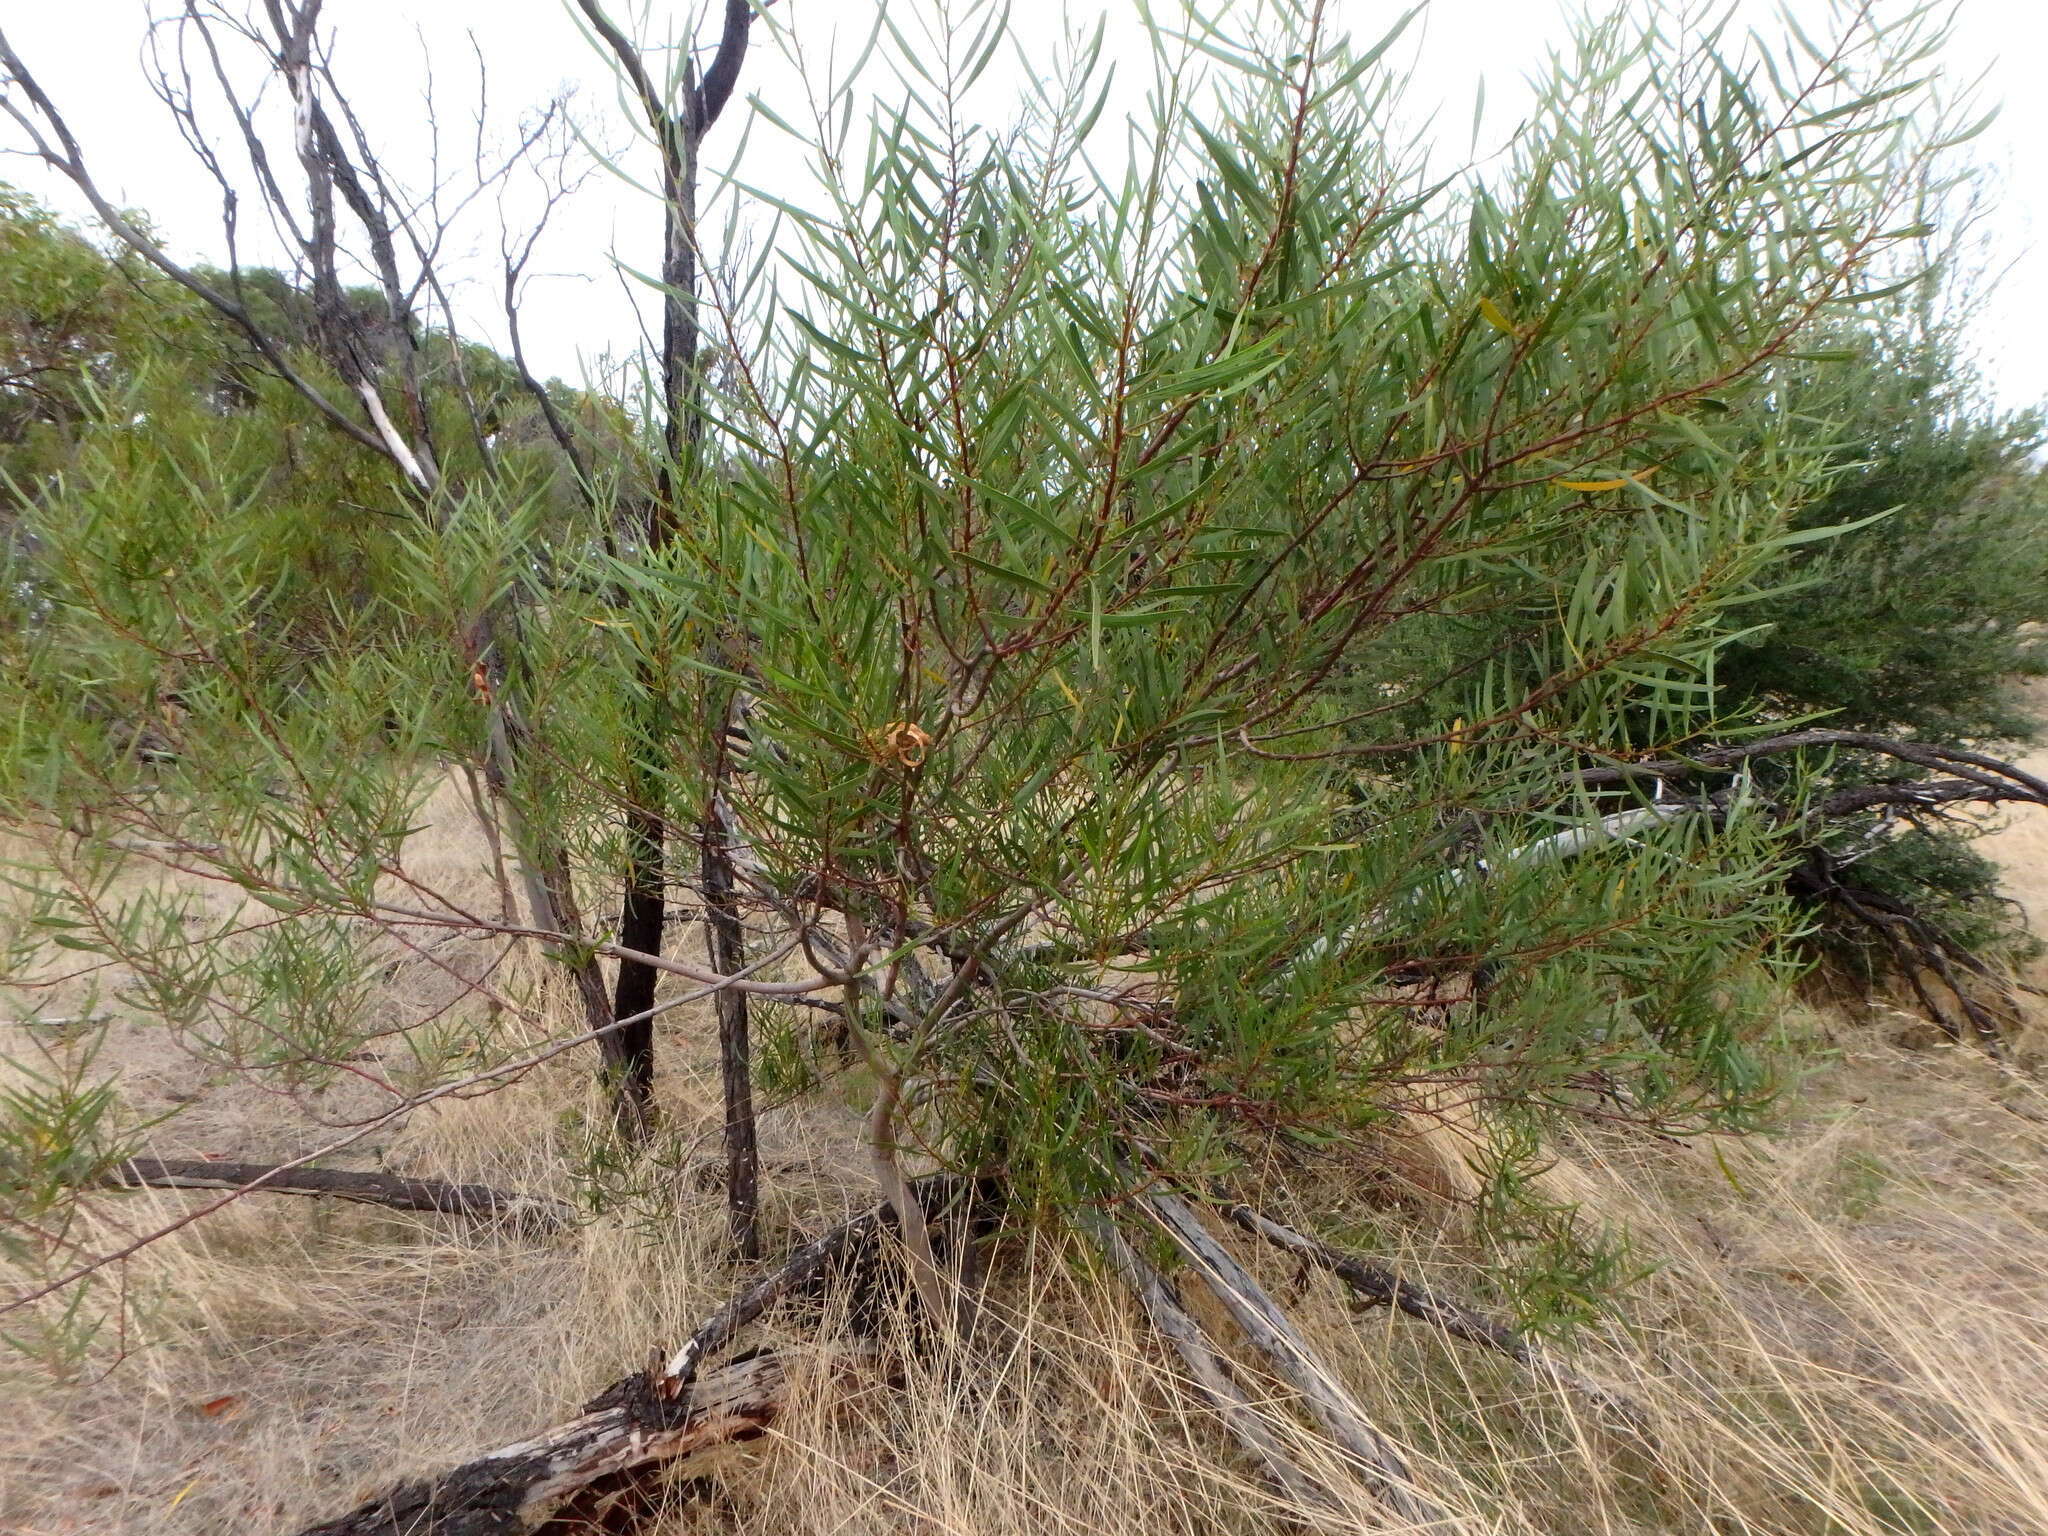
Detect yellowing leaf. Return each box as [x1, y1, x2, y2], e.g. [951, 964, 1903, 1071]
[1477, 295, 1515, 334]
[1555, 467, 1657, 493]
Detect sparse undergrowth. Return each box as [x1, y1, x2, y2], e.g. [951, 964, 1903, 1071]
[5, 950, 2047, 1535]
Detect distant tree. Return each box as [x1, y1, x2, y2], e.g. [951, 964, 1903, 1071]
[1709, 244, 2048, 1027]
[0, 188, 213, 513]
[1720, 303, 2048, 743]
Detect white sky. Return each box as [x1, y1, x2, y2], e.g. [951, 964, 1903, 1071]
[3, 1, 2043, 410]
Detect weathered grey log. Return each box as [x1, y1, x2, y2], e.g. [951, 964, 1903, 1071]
[1078, 1208, 1331, 1516]
[295, 1173, 988, 1535]
[104, 1158, 572, 1237]
[1147, 1192, 1440, 1525]
[1218, 1199, 1653, 1440]
[295, 1351, 786, 1536]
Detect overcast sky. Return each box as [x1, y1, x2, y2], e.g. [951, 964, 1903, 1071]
[3, 1, 2041, 410]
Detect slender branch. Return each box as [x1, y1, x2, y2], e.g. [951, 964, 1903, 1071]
[1217, 1199, 1655, 1440]
[0, 28, 390, 458]
[103, 1158, 572, 1237]
[1573, 730, 2048, 806]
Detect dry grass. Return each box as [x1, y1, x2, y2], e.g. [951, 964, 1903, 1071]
[6, 767, 2048, 1534]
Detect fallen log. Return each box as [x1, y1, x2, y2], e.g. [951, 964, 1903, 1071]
[296, 1351, 786, 1536]
[295, 1175, 987, 1536]
[1217, 1199, 1653, 1439]
[104, 1158, 573, 1237]
[1147, 1192, 1441, 1525]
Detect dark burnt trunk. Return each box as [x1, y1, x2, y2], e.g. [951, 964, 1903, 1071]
[605, 804, 664, 1116]
[702, 798, 760, 1259]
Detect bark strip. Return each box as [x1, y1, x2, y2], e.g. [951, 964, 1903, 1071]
[704, 791, 760, 1258]
[1078, 1208, 1331, 1516]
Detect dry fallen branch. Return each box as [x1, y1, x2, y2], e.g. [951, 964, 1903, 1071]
[1077, 1207, 1333, 1517]
[296, 1350, 787, 1536]
[1147, 1192, 1441, 1524]
[660, 1189, 888, 1390]
[295, 1174, 985, 1535]
[1217, 1199, 1654, 1440]
[1572, 729, 2048, 806]
[104, 1158, 573, 1237]
[658, 1172, 997, 1394]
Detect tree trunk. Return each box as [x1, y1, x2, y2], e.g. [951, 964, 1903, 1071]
[607, 802, 664, 1119]
[600, 20, 714, 1135]
[703, 797, 759, 1259]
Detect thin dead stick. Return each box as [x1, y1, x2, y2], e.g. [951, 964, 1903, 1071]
[458, 762, 519, 925]
[368, 900, 830, 997]
[1, 971, 746, 1321]
[1077, 1208, 1332, 1517]
[105, 1158, 572, 1238]
[1217, 1199, 1654, 1440]
[1147, 1192, 1442, 1525]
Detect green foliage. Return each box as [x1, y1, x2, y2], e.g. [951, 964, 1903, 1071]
[0, 0, 2003, 1353]
[0, 1026, 144, 1372]
[1708, 258, 2048, 990]
[641, 0, 1957, 1232]
[0, 187, 214, 511]
[1719, 317, 2048, 741]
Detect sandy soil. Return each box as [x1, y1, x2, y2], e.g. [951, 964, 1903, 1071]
[1976, 678, 2048, 944]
